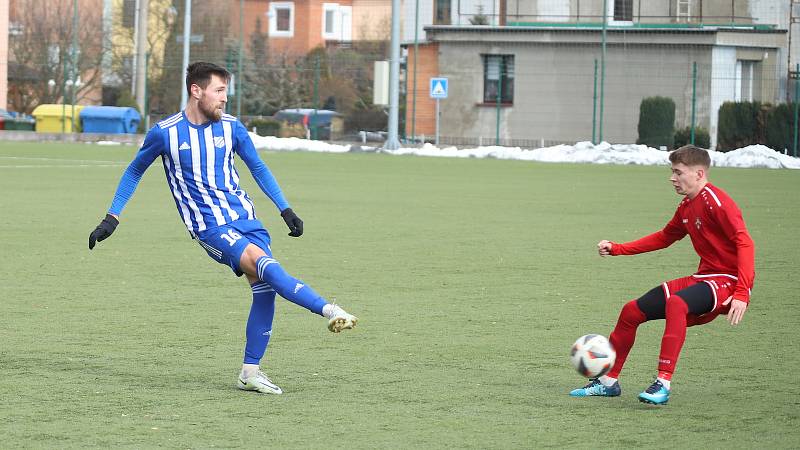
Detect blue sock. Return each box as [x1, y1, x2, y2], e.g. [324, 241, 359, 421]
[243, 281, 276, 365]
[256, 255, 327, 315]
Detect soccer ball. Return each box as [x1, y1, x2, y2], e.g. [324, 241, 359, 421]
[570, 334, 616, 378]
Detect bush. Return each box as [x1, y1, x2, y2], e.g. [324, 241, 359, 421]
[637, 96, 675, 149]
[344, 107, 387, 133]
[247, 117, 282, 137]
[716, 101, 762, 151]
[673, 126, 711, 149]
[764, 103, 795, 153]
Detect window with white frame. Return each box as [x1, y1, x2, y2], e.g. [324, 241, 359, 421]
[269, 2, 294, 37]
[322, 4, 352, 41]
[735, 60, 757, 102]
[609, 0, 633, 24]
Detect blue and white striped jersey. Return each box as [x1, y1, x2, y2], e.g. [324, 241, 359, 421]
[108, 111, 290, 233]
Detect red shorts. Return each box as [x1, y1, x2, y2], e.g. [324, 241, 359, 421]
[662, 275, 736, 326]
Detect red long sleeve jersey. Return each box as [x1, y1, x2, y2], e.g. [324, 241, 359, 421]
[611, 183, 755, 303]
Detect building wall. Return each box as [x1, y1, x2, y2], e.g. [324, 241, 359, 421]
[352, 0, 391, 41]
[432, 39, 718, 145]
[405, 42, 439, 137]
[266, 0, 353, 57]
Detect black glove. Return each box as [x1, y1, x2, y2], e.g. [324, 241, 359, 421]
[88, 214, 119, 250]
[281, 208, 303, 237]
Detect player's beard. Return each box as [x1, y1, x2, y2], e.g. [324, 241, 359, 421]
[199, 97, 224, 122]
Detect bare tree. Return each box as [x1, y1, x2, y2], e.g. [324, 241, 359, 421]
[7, 0, 106, 113]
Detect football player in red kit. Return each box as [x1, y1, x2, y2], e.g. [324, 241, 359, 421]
[569, 145, 754, 405]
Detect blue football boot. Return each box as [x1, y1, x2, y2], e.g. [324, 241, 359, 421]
[569, 379, 621, 397]
[638, 379, 670, 405]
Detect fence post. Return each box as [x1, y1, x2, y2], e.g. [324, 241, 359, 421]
[691, 61, 697, 145]
[592, 58, 598, 144]
[794, 63, 799, 157]
[495, 62, 502, 145]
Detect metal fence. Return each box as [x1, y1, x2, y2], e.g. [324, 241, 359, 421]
[4, 0, 799, 155]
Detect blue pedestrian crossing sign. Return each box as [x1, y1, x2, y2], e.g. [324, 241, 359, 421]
[430, 77, 448, 99]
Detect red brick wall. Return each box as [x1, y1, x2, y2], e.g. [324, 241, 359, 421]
[405, 43, 439, 137]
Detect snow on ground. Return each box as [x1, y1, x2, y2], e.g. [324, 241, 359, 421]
[249, 134, 800, 170]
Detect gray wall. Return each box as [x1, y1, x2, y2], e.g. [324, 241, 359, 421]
[436, 40, 714, 144]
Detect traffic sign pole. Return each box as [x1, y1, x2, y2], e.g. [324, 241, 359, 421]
[435, 98, 440, 146]
[429, 77, 448, 147]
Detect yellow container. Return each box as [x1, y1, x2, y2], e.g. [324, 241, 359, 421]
[31, 104, 84, 133]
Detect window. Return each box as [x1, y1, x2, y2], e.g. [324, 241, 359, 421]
[325, 10, 335, 34]
[735, 60, 757, 102]
[435, 0, 451, 25]
[613, 0, 633, 21]
[269, 2, 294, 37]
[322, 4, 352, 41]
[482, 55, 514, 104]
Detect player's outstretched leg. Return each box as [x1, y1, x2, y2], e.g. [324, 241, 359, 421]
[254, 254, 358, 332]
[638, 379, 670, 405]
[569, 378, 621, 397]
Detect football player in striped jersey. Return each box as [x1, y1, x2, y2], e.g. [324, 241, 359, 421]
[89, 62, 357, 395]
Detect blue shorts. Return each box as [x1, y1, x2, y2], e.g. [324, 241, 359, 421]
[194, 219, 272, 276]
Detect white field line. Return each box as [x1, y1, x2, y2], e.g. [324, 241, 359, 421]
[0, 156, 127, 168]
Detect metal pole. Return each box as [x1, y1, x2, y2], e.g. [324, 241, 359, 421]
[794, 63, 799, 157]
[599, 0, 607, 143]
[691, 61, 697, 145]
[131, 0, 139, 96]
[312, 55, 320, 140]
[383, 0, 401, 150]
[495, 60, 502, 145]
[592, 58, 597, 144]
[411, 0, 419, 142]
[237, 0, 244, 117]
[61, 57, 66, 134]
[135, 0, 148, 115]
[71, 0, 78, 132]
[180, 0, 191, 109]
[435, 98, 440, 145]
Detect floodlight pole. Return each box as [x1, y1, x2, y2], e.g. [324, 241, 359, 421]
[180, 0, 192, 109]
[599, 0, 607, 143]
[237, 0, 244, 117]
[135, 0, 149, 117]
[383, 0, 401, 150]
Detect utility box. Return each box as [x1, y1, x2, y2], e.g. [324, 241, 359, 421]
[373, 61, 389, 106]
[31, 104, 84, 133]
[80, 106, 141, 134]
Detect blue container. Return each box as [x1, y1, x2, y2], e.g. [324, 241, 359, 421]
[80, 106, 141, 134]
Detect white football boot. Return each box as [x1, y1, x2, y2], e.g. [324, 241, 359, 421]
[237, 371, 283, 395]
[327, 306, 358, 333]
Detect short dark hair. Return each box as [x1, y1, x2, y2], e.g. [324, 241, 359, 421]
[669, 145, 711, 169]
[185, 62, 231, 96]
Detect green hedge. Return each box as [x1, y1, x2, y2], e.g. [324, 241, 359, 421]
[764, 103, 795, 153]
[717, 101, 799, 153]
[248, 118, 282, 137]
[674, 126, 710, 149]
[637, 96, 675, 149]
[716, 101, 763, 151]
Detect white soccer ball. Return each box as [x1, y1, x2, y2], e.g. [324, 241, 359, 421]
[570, 334, 616, 378]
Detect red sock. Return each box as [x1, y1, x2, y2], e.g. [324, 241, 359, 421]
[658, 371, 672, 381]
[607, 300, 647, 378]
[658, 294, 689, 376]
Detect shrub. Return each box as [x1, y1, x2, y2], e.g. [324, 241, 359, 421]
[247, 117, 282, 137]
[716, 101, 761, 151]
[673, 126, 711, 149]
[764, 103, 795, 153]
[637, 96, 675, 149]
[344, 107, 387, 133]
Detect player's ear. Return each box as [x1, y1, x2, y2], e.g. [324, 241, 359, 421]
[190, 83, 202, 99]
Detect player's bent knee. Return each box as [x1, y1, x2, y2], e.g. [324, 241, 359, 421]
[619, 300, 647, 324]
[240, 244, 268, 276]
